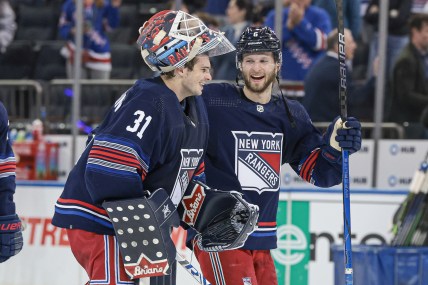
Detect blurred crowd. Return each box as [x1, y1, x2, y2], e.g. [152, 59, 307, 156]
[0, 0, 427, 138]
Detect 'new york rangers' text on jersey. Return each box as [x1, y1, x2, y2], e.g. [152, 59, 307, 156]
[52, 77, 209, 235]
[202, 83, 342, 250]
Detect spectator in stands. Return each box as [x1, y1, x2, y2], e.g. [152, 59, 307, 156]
[389, 13, 428, 137]
[303, 28, 377, 122]
[411, 0, 428, 14]
[312, 0, 361, 40]
[58, 0, 121, 80]
[194, 11, 220, 31]
[0, 101, 23, 263]
[204, 0, 230, 16]
[168, 0, 189, 13]
[0, 0, 16, 54]
[168, 0, 205, 14]
[364, 0, 413, 79]
[264, 0, 331, 81]
[252, 1, 274, 26]
[212, 0, 253, 80]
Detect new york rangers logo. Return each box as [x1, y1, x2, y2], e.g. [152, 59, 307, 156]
[233, 132, 283, 193]
[171, 149, 204, 205]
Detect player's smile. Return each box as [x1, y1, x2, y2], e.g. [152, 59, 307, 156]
[250, 74, 265, 84]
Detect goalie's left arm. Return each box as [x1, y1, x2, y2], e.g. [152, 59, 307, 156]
[178, 180, 259, 252]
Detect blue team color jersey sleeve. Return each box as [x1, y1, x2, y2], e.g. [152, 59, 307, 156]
[0, 103, 16, 216]
[84, 82, 164, 204]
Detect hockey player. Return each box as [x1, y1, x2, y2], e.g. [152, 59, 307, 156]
[192, 26, 362, 285]
[51, 10, 247, 285]
[0, 101, 23, 263]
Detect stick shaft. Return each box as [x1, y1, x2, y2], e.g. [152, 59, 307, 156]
[335, 0, 353, 283]
[342, 151, 353, 284]
[176, 252, 212, 285]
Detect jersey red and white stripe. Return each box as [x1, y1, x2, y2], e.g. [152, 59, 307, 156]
[0, 156, 16, 178]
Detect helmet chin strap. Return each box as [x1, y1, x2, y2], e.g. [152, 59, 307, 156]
[235, 63, 243, 86]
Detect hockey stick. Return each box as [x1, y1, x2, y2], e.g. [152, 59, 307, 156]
[409, 154, 428, 246]
[416, 202, 428, 245]
[391, 155, 428, 246]
[335, 0, 353, 284]
[395, 170, 428, 244]
[394, 171, 428, 245]
[176, 252, 212, 285]
[391, 160, 428, 237]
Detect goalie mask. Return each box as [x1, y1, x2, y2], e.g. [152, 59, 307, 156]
[236, 26, 282, 69]
[137, 10, 235, 72]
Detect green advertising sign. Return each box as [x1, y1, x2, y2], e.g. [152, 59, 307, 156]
[272, 200, 310, 285]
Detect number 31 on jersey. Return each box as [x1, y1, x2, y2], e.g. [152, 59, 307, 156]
[126, 110, 152, 139]
[114, 93, 153, 139]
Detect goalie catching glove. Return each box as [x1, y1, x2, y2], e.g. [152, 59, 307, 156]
[178, 181, 259, 252]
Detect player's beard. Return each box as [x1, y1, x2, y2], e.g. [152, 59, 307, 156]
[243, 70, 277, 94]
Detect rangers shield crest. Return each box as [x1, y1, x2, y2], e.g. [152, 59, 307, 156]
[232, 132, 283, 193]
[171, 149, 204, 205]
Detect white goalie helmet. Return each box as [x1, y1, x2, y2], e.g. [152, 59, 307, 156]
[136, 10, 235, 72]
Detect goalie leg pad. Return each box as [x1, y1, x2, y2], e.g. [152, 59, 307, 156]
[102, 189, 180, 279]
[179, 182, 259, 252]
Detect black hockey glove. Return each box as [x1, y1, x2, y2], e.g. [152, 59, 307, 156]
[323, 116, 362, 162]
[178, 182, 259, 252]
[0, 214, 23, 263]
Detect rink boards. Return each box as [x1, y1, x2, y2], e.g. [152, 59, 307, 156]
[0, 184, 406, 285]
[0, 138, 426, 285]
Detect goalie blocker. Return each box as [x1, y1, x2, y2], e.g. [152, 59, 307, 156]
[178, 181, 259, 252]
[102, 189, 180, 280]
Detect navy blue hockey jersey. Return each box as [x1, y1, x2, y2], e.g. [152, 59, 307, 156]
[52, 77, 209, 235]
[0, 102, 17, 216]
[202, 83, 342, 250]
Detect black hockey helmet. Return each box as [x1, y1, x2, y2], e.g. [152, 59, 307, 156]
[236, 26, 282, 68]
